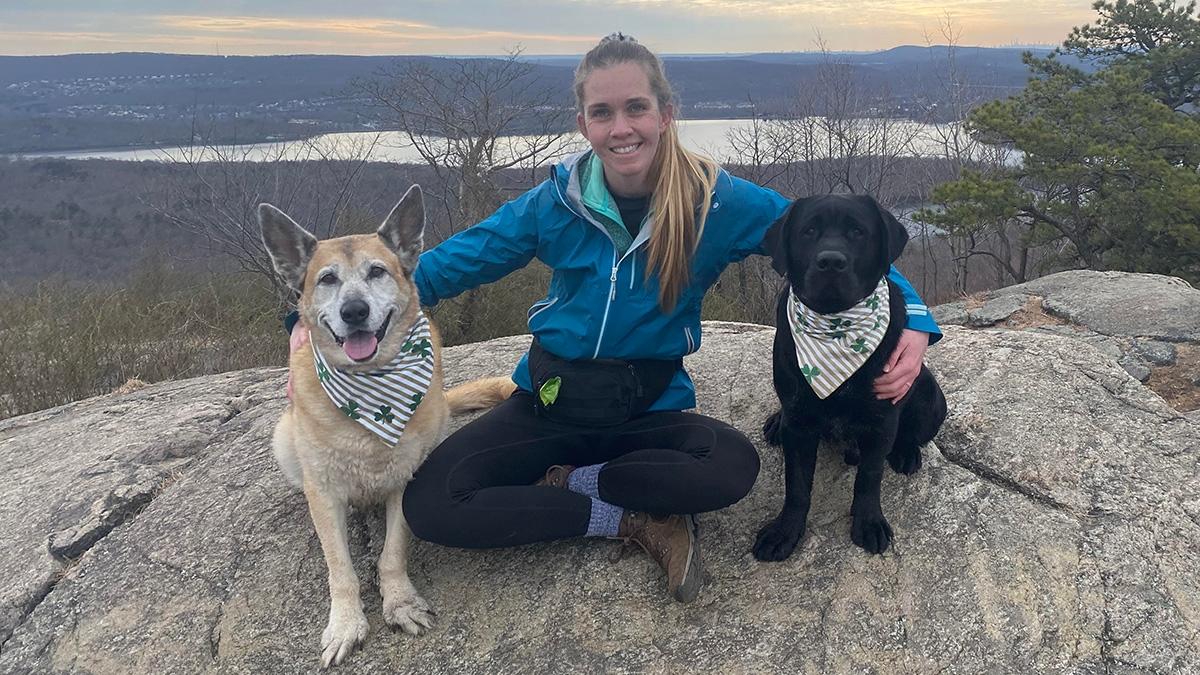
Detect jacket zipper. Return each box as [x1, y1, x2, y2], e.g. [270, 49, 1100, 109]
[553, 164, 651, 360]
[594, 250, 619, 358]
[595, 241, 653, 357]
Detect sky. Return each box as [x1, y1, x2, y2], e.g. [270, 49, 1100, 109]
[0, 1, 1099, 56]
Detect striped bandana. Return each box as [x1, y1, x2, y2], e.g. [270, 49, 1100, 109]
[787, 278, 890, 399]
[311, 312, 435, 446]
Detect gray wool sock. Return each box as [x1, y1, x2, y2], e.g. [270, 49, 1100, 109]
[585, 497, 623, 538]
[567, 462, 603, 498]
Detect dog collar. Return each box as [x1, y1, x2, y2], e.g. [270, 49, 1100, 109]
[311, 311, 434, 446]
[787, 278, 890, 399]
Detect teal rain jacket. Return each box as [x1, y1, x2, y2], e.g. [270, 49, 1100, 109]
[414, 150, 941, 412]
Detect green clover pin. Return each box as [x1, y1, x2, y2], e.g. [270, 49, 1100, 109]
[539, 376, 561, 407]
[340, 400, 361, 419]
[801, 364, 821, 383]
[374, 405, 395, 423]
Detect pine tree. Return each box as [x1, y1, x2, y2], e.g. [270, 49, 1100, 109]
[919, 0, 1200, 283]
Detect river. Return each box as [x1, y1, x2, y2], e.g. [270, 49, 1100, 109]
[13, 118, 1003, 166]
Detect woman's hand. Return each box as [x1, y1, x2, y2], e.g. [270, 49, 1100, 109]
[286, 322, 310, 401]
[873, 329, 929, 404]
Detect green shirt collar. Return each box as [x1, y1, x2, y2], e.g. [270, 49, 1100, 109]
[580, 152, 624, 225]
[578, 152, 633, 255]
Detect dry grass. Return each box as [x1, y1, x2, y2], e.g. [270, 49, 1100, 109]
[0, 259, 563, 420]
[0, 261, 287, 420]
[1000, 296, 1069, 330]
[1147, 344, 1200, 413]
[961, 292, 989, 310]
[111, 378, 149, 395]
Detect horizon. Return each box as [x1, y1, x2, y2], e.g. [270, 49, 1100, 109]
[0, 2, 1092, 57]
[0, 43, 1062, 60]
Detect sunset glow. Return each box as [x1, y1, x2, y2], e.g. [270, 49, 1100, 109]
[0, 1, 1099, 55]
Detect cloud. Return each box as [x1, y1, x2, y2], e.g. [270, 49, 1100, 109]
[0, 2, 1100, 55]
[582, 0, 1084, 17]
[563, 0, 1092, 42]
[153, 14, 597, 50]
[0, 9, 599, 55]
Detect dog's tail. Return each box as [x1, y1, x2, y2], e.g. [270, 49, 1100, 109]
[445, 376, 517, 414]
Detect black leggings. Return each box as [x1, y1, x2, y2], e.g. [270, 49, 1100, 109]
[403, 391, 760, 549]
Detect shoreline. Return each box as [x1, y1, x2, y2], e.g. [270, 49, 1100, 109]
[1, 113, 968, 160]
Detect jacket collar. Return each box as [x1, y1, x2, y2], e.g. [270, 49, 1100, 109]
[550, 149, 731, 256]
[554, 150, 656, 255]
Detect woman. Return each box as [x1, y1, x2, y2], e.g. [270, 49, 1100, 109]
[291, 33, 940, 603]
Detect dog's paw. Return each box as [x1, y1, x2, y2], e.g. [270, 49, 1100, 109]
[383, 589, 435, 636]
[887, 447, 922, 475]
[850, 514, 893, 554]
[320, 608, 369, 668]
[753, 517, 804, 562]
[762, 410, 783, 446]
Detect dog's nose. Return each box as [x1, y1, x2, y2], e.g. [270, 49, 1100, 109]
[340, 299, 370, 325]
[815, 251, 848, 272]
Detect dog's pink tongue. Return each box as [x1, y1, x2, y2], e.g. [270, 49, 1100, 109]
[344, 332, 378, 361]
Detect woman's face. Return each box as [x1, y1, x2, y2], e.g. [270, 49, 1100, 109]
[576, 62, 673, 198]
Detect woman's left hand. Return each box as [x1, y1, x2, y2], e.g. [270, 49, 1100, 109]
[873, 329, 929, 404]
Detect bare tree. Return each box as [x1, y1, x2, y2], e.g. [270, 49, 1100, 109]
[800, 40, 924, 203]
[915, 15, 1025, 296]
[721, 38, 925, 322]
[723, 103, 806, 188]
[726, 37, 926, 201]
[353, 50, 578, 240]
[147, 124, 387, 304]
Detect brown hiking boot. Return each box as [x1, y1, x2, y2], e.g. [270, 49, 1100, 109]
[534, 464, 575, 488]
[616, 512, 703, 603]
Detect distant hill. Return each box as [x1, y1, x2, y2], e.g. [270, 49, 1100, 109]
[0, 47, 1056, 154]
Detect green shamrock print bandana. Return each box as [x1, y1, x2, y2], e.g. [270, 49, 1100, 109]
[311, 311, 435, 446]
[787, 277, 891, 399]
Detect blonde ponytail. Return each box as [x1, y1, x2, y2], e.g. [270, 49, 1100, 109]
[646, 123, 718, 311]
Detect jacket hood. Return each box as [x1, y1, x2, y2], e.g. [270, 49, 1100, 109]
[552, 149, 590, 216]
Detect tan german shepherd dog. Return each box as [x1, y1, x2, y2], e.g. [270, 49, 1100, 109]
[259, 185, 513, 667]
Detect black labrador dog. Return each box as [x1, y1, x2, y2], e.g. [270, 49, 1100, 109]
[753, 195, 946, 561]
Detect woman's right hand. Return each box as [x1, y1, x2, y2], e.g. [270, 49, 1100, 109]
[286, 322, 310, 401]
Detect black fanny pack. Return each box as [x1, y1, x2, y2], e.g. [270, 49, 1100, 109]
[527, 338, 681, 427]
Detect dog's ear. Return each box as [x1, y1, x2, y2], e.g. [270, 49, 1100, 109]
[258, 203, 317, 292]
[378, 184, 425, 274]
[763, 198, 805, 276]
[871, 198, 908, 265]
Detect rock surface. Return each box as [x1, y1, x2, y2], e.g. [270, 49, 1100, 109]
[1, 272, 1198, 674]
[1002, 270, 1200, 342]
[935, 270, 1200, 413]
